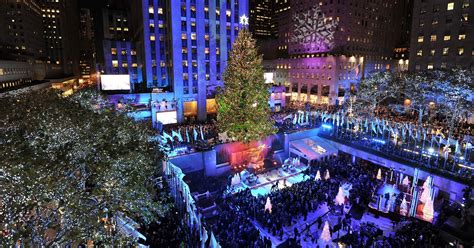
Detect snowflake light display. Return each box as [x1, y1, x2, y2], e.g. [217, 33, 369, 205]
[291, 6, 339, 53]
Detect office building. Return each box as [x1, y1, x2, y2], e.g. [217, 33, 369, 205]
[249, 0, 273, 39]
[409, 0, 474, 71]
[95, 7, 140, 86]
[131, 0, 249, 122]
[79, 8, 96, 79]
[262, 0, 405, 105]
[40, 0, 80, 78]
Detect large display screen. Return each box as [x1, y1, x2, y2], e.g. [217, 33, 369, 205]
[100, 74, 131, 90]
[156, 111, 177, 125]
[264, 73, 274, 84]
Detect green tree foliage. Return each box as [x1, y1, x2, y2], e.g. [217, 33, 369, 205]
[0, 89, 170, 246]
[216, 29, 276, 143]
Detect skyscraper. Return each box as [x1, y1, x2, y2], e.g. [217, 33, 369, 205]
[262, 0, 405, 105]
[40, 0, 80, 78]
[249, 0, 273, 39]
[131, 0, 249, 122]
[79, 8, 96, 79]
[409, 0, 473, 71]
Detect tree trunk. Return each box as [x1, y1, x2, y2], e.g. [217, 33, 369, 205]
[418, 108, 423, 126]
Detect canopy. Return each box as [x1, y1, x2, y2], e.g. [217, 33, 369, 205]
[289, 136, 338, 161]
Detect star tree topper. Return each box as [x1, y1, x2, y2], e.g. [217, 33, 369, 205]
[239, 14, 249, 26]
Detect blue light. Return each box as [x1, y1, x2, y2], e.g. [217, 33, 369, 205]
[372, 138, 386, 145]
[322, 124, 333, 129]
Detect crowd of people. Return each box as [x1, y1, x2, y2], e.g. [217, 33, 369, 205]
[205, 154, 385, 247]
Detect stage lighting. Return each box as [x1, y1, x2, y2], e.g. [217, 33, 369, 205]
[322, 124, 333, 129]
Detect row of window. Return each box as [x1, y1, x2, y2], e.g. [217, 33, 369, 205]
[417, 33, 466, 42]
[416, 47, 472, 56]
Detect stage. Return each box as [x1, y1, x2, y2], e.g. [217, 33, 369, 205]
[228, 164, 310, 197]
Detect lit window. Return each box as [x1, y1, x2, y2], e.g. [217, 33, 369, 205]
[462, 13, 469, 22]
[417, 36, 424, 43]
[132, 63, 138, 68]
[112, 60, 118, 68]
[111, 48, 117, 55]
[462, 1, 470, 8]
[427, 64, 434, 70]
[441, 63, 447, 69]
[158, 8, 163, 14]
[443, 35, 451, 41]
[447, 2, 454, 10]
[191, 33, 196, 40]
[443, 47, 449, 55]
[417, 50, 423, 56]
[122, 63, 128, 68]
[430, 49, 435, 56]
[148, 6, 154, 14]
[430, 35, 437, 42]
[150, 35, 155, 41]
[181, 33, 187, 39]
[459, 34, 466, 40]
[458, 47, 464, 55]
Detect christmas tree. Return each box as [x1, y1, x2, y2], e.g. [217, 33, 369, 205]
[400, 195, 408, 216]
[315, 170, 322, 181]
[324, 169, 331, 180]
[334, 186, 345, 205]
[216, 28, 276, 143]
[420, 176, 432, 203]
[376, 168, 382, 180]
[423, 197, 434, 223]
[265, 197, 273, 213]
[320, 221, 332, 242]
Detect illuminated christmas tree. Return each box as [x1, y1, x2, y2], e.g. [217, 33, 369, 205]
[324, 169, 330, 180]
[320, 221, 332, 242]
[216, 28, 276, 143]
[420, 176, 432, 203]
[265, 197, 272, 213]
[315, 170, 322, 181]
[423, 197, 434, 223]
[376, 168, 382, 180]
[400, 196, 408, 216]
[334, 186, 345, 205]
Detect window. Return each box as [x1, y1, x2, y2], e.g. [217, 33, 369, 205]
[417, 49, 423, 56]
[148, 6, 154, 14]
[458, 47, 464, 55]
[443, 35, 451, 41]
[462, 1, 470, 8]
[447, 2, 454, 10]
[462, 13, 469, 22]
[430, 49, 435, 56]
[441, 62, 447, 69]
[417, 36, 424, 43]
[427, 64, 434, 70]
[112, 60, 118, 68]
[430, 35, 437, 42]
[150, 35, 155, 41]
[443, 47, 449, 55]
[459, 34, 466, 40]
[111, 48, 117, 55]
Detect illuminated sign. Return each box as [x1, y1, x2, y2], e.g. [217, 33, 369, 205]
[100, 74, 131, 90]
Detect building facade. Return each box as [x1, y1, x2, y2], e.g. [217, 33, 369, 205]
[131, 0, 249, 122]
[95, 8, 141, 85]
[409, 0, 474, 71]
[249, 0, 273, 39]
[0, 0, 46, 62]
[40, 0, 80, 78]
[79, 8, 96, 79]
[260, 0, 405, 105]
